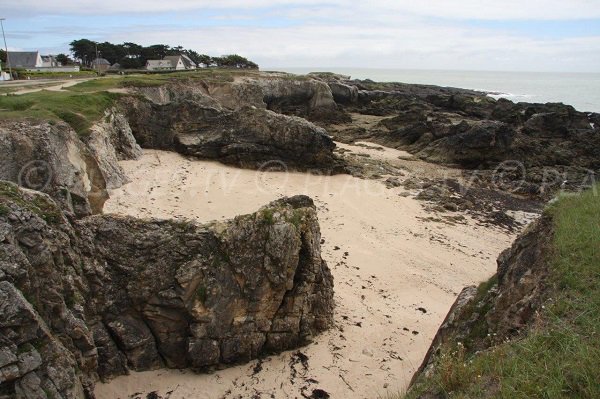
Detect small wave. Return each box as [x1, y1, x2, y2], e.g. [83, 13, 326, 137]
[487, 92, 536, 102]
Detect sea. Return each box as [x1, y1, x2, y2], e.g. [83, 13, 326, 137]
[271, 68, 600, 113]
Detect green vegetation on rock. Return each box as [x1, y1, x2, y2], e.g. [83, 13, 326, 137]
[405, 186, 600, 399]
[0, 181, 62, 224]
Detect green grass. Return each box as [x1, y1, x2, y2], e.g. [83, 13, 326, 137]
[0, 181, 63, 224]
[405, 186, 600, 398]
[66, 68, 256, 93]
[18, 70, 98, 79]
[0, 89, 120, 136]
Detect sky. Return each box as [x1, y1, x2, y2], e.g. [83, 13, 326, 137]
[1, 0, 600, 72]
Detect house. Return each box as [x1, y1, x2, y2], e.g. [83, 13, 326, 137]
[145, 59, 174, 71]
[164, 54, 197, 70]
[5, 50, 79, 73]
[6, 51, 43, 69]
[41, 55, 61, 67]
[146, 54, 197, 71]
[91, 58, 111, 72]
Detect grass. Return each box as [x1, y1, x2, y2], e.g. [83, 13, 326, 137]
[0, 181, 63, 224]
[405, 186, 600, 398]
[0, 89, 120, 136]
[0, 68, 265, 135]
[261, 208, 276, 225]
[16, 70, 98, 80]
[66, 68, 255, 93]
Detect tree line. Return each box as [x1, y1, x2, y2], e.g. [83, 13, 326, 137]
[67, 39, 258, 69]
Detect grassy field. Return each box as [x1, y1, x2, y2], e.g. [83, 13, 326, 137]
[66, 68, 259, 92]
[404, 186, 600, 398]
[0, 69, 267, 135]
[0, 90, 120, 136]
[17, 70, 98, 79]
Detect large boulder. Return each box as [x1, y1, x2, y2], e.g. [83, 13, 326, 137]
[121, 95, 342, 171]
[0, 182, 334, 398]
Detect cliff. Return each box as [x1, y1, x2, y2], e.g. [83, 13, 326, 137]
[406, 187, 599, 398]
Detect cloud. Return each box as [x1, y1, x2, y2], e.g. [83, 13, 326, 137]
[7, 0, 600, 20]
[4, 0, 600, 72]
[103, 22, 600, 71]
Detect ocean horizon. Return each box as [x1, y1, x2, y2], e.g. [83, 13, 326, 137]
[270, 67, 600, 113]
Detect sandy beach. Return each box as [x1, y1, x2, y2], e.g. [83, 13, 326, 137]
[97, 142, 519, 398]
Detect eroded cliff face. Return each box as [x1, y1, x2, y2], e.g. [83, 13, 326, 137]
[0, 111, 141, 218]
[0, 183, 334, 398]
[120, 76, 346, 171]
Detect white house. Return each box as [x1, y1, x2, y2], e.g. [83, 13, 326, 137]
[146, 54, 197, 71]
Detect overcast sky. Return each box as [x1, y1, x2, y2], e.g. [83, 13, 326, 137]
[2, 0, 600, 72]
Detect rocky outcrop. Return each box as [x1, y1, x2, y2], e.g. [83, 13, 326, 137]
[0, 114, 140, 217]
[0, 182, 334, 398]
[324, 77, 599, 194]
[121, 78, 345, 171]
[410, 215, 553, 387]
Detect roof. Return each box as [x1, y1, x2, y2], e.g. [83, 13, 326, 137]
[146, 60, 173, 68]
[164, 54, 197, 68]
[7, 51, 40, 68]
[180, 54, 197, 68]
[92, 58, 111, 65]
[164, 55, 182, 65]
[108, 63, 121, 70]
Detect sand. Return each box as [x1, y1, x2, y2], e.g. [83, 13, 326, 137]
[97, 142, 518, 399]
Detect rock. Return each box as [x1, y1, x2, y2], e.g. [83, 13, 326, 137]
[328, 82, 359, 104]
[410, 216, 553, 389]
[0, 114, 140, 217]
[334, 78, 599, 194]
[122, 96, 343, 171]
[415, 120, 516, 167]
[0, 184, 334, 395]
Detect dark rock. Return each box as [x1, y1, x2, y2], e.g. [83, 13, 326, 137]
[0, 182, 334, 396]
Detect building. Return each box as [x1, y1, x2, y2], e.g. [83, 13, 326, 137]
[6, 51, 43, 69]
[146, 54, 197, 71]
[41, 55, 61, 68]
[91, 58, 111, 73]
[5, 51, 79, 73]
[145, 59, 174, 71]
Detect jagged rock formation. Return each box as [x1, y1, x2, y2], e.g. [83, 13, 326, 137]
[410, 215, 553, 389]
[0, 183, 334, 398]
[317, 76, 599, 195]
[120, 75, 348, 171]
[0, 112, 141, 217]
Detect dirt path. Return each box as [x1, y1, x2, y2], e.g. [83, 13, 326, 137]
[97, 143, 520, 399]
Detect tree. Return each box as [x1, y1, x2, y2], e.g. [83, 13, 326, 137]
[196, 54, 213, 67]
[140, 44, 170, 63]
[56, 53, 72, 65]
[0, 49, 6, 63]
[214, 54, 258, 69]
[119, 57, 143, 69]
[122, 42, 143, 59]
[69, 39, 97, 66]
[97, 42, 126, 64]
